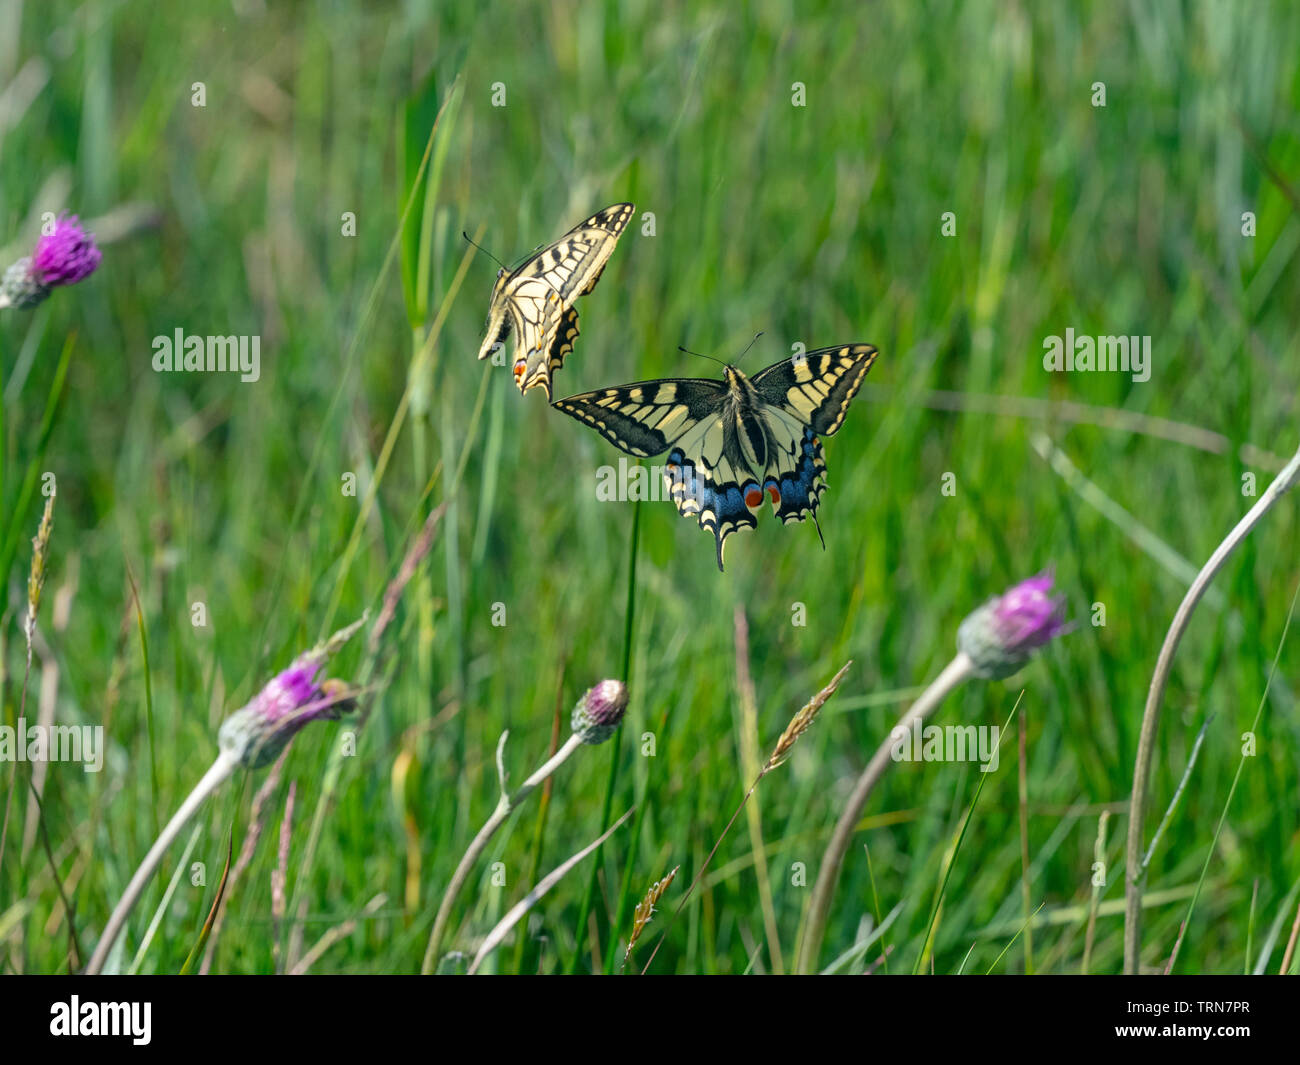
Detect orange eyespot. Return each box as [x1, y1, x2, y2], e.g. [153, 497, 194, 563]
[744, 486, 763, 509]
[767, 483, 780, 504]
[513, 359, 527, 384]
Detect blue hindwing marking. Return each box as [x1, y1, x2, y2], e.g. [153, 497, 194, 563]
[774, 429, 828, 526]
[664, 447, 757, 571]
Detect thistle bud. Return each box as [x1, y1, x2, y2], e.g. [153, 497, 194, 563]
[571, 679, 629, 745]
[218, 659, 351, 769]
[957, 572, 1069, 680]
[1, 258, 49, 310]
[1, 215, 101, 311]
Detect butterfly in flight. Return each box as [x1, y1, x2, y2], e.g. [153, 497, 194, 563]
[474, 202, 635, 399]
[552, 343, 879, 570]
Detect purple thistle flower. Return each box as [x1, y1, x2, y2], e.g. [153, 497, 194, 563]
[31, 214, 101, 287]
[571, 679, 629, 745]
[218, 657, 350, 769]
[957, 571, 1069, 679]
[993, 572, 1069, 649]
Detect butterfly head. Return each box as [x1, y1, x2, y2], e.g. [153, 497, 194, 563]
[487, 269, 510, 305]
[723, 363, 758, 403]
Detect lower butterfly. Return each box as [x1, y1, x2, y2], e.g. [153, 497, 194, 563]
[552, 344, 878, 570]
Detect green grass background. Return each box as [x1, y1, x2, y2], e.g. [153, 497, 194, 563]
[2, 0, 1300, 974]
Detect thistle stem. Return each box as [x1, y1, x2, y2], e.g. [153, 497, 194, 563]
[86, 751, 238, 974]
[796, 652, 975, 974]
[468, 808, 634, 975]
[421, 732, 585, 973]
[1123, 442, 1300, 974]
[567, 496, 640, 973]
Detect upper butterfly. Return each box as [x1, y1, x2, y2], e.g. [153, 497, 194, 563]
[475, 202, 635, 399]
[552, 344, 879, 570]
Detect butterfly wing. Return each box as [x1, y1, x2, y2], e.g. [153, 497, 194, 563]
[552, 378, 725, 457]
[662, 414, 761, 571]
[475, 271, 515, 363]
[542, 306, 581, 397]
[750, 344, 878, 435]
[525, 202, 634, 300]
[747, 344, 878, 533]
[476, 270, 556, 356]
[756, 417, 831, 535]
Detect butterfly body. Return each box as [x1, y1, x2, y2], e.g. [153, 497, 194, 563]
[476, 202, 634, 398]
[553, 344, 878, 569]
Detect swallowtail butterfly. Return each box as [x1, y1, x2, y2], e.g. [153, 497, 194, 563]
[475, 202, 634, 398]
[553, 344, 878, 569]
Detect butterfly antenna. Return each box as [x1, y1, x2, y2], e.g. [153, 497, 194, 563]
[677, 344, 728, 368]
[462, 231, 507, 271]
[734, 331, 765, 368]
[504, 239, 549, 273]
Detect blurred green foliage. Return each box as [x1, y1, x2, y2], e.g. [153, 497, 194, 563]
[2, 0, 1299, 974]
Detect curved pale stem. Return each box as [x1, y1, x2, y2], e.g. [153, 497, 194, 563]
[421, 732, 584, 974]
[797, 652, 975, 974]
[1123, 444, 1300, 973]
[86, 751, 238, 975]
